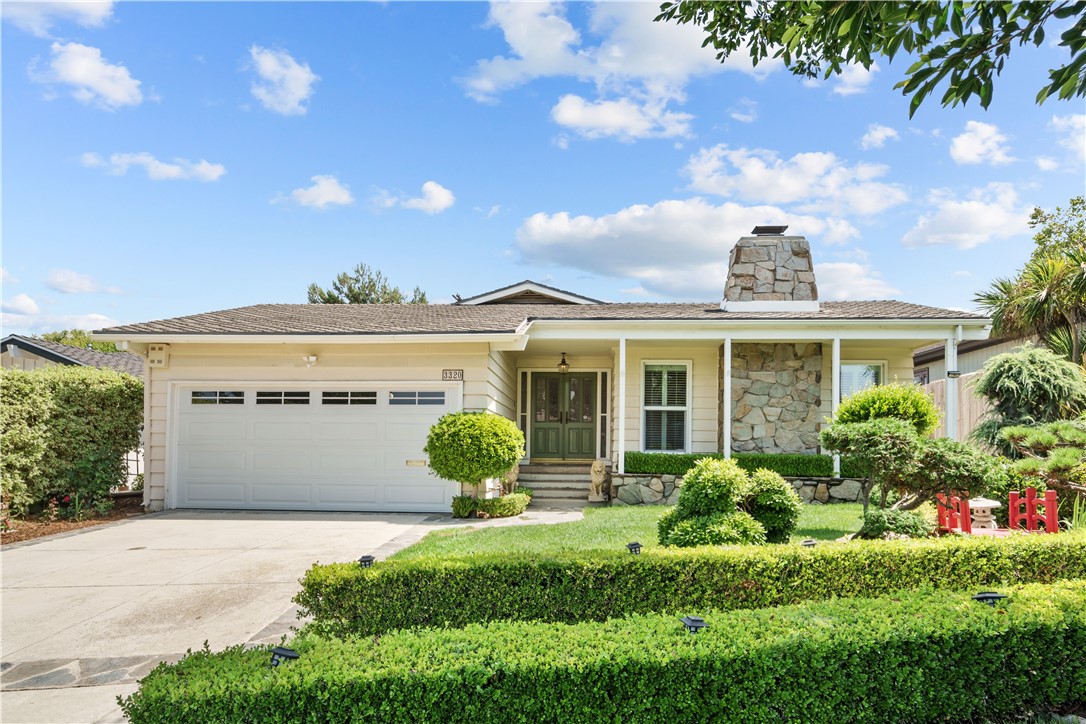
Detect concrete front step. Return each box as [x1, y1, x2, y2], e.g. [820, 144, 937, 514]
[519, 473, 592, 484]
[531, 489, 588, 500]
[522, 480, 590, 490]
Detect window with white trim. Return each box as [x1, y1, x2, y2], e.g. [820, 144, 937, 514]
[643, 364, 688, 452]
[840, 363, 885, 401]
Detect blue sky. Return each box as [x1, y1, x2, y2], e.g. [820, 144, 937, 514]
[2, 1, 1084, 335]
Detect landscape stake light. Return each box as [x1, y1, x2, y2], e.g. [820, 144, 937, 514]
[626, 541, 642, 554]
[680, 616, 708, 635]
[971, 592, 1008, 608]
[270, 647, 300, 667]
[801, 539, 817, 548]
[358, 555, 376, 568]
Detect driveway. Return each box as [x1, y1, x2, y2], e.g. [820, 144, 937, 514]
[0, 510, 431, 723]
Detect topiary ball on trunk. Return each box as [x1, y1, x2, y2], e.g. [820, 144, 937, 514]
[424, 412, 525, 488]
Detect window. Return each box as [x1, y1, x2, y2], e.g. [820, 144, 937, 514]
[255, 391, 310, 405]
[191, 391, 244, 405]
[913, 367, 929, 385]
[840, 363, 884, 400]
[643, 364, 688, 452]
[322, 391, 377, 406]
[389, 390, 446, 406]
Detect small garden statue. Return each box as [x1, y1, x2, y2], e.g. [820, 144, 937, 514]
[589, 460, 608, 502]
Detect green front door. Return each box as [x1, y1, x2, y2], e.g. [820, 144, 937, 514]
[531, 372, 597, 459]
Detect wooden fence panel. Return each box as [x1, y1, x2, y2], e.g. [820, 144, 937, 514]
[922, 371, 989, 441]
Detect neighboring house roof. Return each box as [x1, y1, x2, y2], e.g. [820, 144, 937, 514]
[455, 280, 603, 305]
[96, 300, 987, 337]
[1, 334, 144, 376]
[913, 336, 1024, 366]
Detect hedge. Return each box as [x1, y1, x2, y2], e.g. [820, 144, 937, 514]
[0, 366, 143, 515]
[122, 582, 1086, 723]
[451, 492, 531, 519]
[624, 451, 865, 478]
[296, 531, 1086, 638]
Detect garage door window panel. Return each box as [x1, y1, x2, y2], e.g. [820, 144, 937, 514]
[322, 391, 377, 406]
[390, 391, 446, 406]
[191, 390, 245, 405]
[256, 391, 311, 405]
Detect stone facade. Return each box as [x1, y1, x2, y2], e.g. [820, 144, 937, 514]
[610, 474, 863, 506]
[723, 236, 818, 302]
[725, 342, 822, 454]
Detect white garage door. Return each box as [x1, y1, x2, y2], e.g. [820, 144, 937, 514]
[173, 383, 460, 512]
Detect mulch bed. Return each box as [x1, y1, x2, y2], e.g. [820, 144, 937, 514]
[1, 495, 145, 546]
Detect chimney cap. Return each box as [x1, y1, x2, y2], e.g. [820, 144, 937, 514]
[751, 225, 788, 236]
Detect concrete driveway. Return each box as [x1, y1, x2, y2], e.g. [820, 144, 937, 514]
[0, 510, 431, 723]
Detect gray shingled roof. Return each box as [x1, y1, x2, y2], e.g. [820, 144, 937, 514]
[2, 335, 144, 376]
[96, 301, 987, 337]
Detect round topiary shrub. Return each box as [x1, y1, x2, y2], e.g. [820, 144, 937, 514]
[674, 457, 747, 517]
[659, 457, 772, 548]
[741, 468, 802, 544]
[424, 412, 525, 490]
[834, 382, 940, 436]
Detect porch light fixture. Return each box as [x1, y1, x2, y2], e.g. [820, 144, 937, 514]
[946, 370, 961, 379]
[971, 591, 1008, 608]
[270, 646, 300, 667]
[557, 352, 570, 374]
[626, 541, 642, 555]
[358, 555, 376, 568]
[680, 615, 708, 634]
[302, 355, 318, 368]
[801, 539, 817, 548]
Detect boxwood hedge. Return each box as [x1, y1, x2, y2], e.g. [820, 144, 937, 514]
[296, 531, 1086, 638]
[624, 451, 865, 478]
[122, 582, 1086, 723]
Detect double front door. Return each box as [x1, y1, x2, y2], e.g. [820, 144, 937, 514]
[531, 372, 596, 459]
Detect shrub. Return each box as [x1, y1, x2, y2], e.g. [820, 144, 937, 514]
[972, 344, 1086, 455]
[296, 531, 1086, 637]
[674, 457, 746, 517]
[451, 492, 531, 519]
[740, 468, 802, 543]
[664, 511, 766, 547]
[895, 437, 1006, 510]
[659, 458, 772, 548]
[819, 418, 920, 513]
[424, 412, 525, 490]
[834, 382, 941, 436]
[125, 583, 1086, 724]
[624, 451, 865, 478]
[451, 496, 476, 518]
[0, 367, 142, 515]
[857, 508, 933, 539]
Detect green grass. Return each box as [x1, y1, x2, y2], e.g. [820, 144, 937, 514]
[390, 503, 865, 561]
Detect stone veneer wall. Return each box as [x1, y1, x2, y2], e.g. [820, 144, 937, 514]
[610, 474, 863, 506]
[724, 343, 823, 454]
[723, 236, 818, 302]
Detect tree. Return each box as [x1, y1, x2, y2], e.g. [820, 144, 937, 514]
[655, 2, 1086, 116]
[37, 329, 117, 353]
[1002, 418, 1086, 495]
[424, 412, 524, 495]
[833, 382, 941, 436]
[975, 197, 1086, 366]
[307, 263, 427, 305]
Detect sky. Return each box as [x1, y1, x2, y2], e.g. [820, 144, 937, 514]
[2, 1, 1084, 335]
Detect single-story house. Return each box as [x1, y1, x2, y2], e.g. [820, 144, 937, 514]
[1, 334, 144, 376]
[95, 228, 991, 513]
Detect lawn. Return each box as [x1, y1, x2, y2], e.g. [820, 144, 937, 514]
[390, 503, 865, 561]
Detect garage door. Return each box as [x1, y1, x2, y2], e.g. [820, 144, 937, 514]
[173, 383, 460, 512]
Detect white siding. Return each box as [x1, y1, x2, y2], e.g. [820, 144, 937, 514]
[486, 348, 517, 418]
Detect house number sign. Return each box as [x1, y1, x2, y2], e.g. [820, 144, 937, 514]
[442, 369, 464, 381]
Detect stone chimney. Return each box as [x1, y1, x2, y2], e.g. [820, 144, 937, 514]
[722, 226, 819, 312]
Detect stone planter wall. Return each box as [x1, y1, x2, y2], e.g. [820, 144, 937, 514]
[611, 474, 864, 506]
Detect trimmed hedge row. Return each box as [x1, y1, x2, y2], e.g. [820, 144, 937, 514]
[296, 531, 1086, 638]
[452, 492, 532, 519]
[624, 451, 865, 478]
[122, 583, 1086, 723]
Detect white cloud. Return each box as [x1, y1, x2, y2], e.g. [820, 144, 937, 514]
[45, 269, 120, 294]
[515, 197, 857, 298]
[949, 121, 1014, 165]
[82, 151, 225, 181]
[860, 124, 899, 150]
[685, 144, 908, 216]
[280, 175, 354, 210]
[728, 98, 758, 123]
[953, 270, 973, 278]
[1050, 114, 1085, 162]
[486, 205, 501, 219]
[0, 312, 121, 336]
[248, 45, 319, 116]
[833, 63, 879, 96]
[814, 263, 900, 300]
[1, 267, 15, 284]
[551, 94, 692, 140]
[372, 181, 455, 215]
[902, 183, 1030, 249]
[553, 134, 570, 150]
[1, 293, 40, 315]
[1035, 156, 1060, 171]
[3, 1, 113, 37]
[32, 41, 142, 110]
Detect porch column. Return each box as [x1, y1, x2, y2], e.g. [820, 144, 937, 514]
[617, 336, 627, 474]
[945, 333, 959, 440]
[831, 337, 841, 477]
[723, 337, 732, 458]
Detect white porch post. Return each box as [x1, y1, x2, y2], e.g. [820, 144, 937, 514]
[617, 336, 627, 474]
[723, 337, 732, 458]
[945, 333, 959, 441]
[832, 337, 841, 478]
